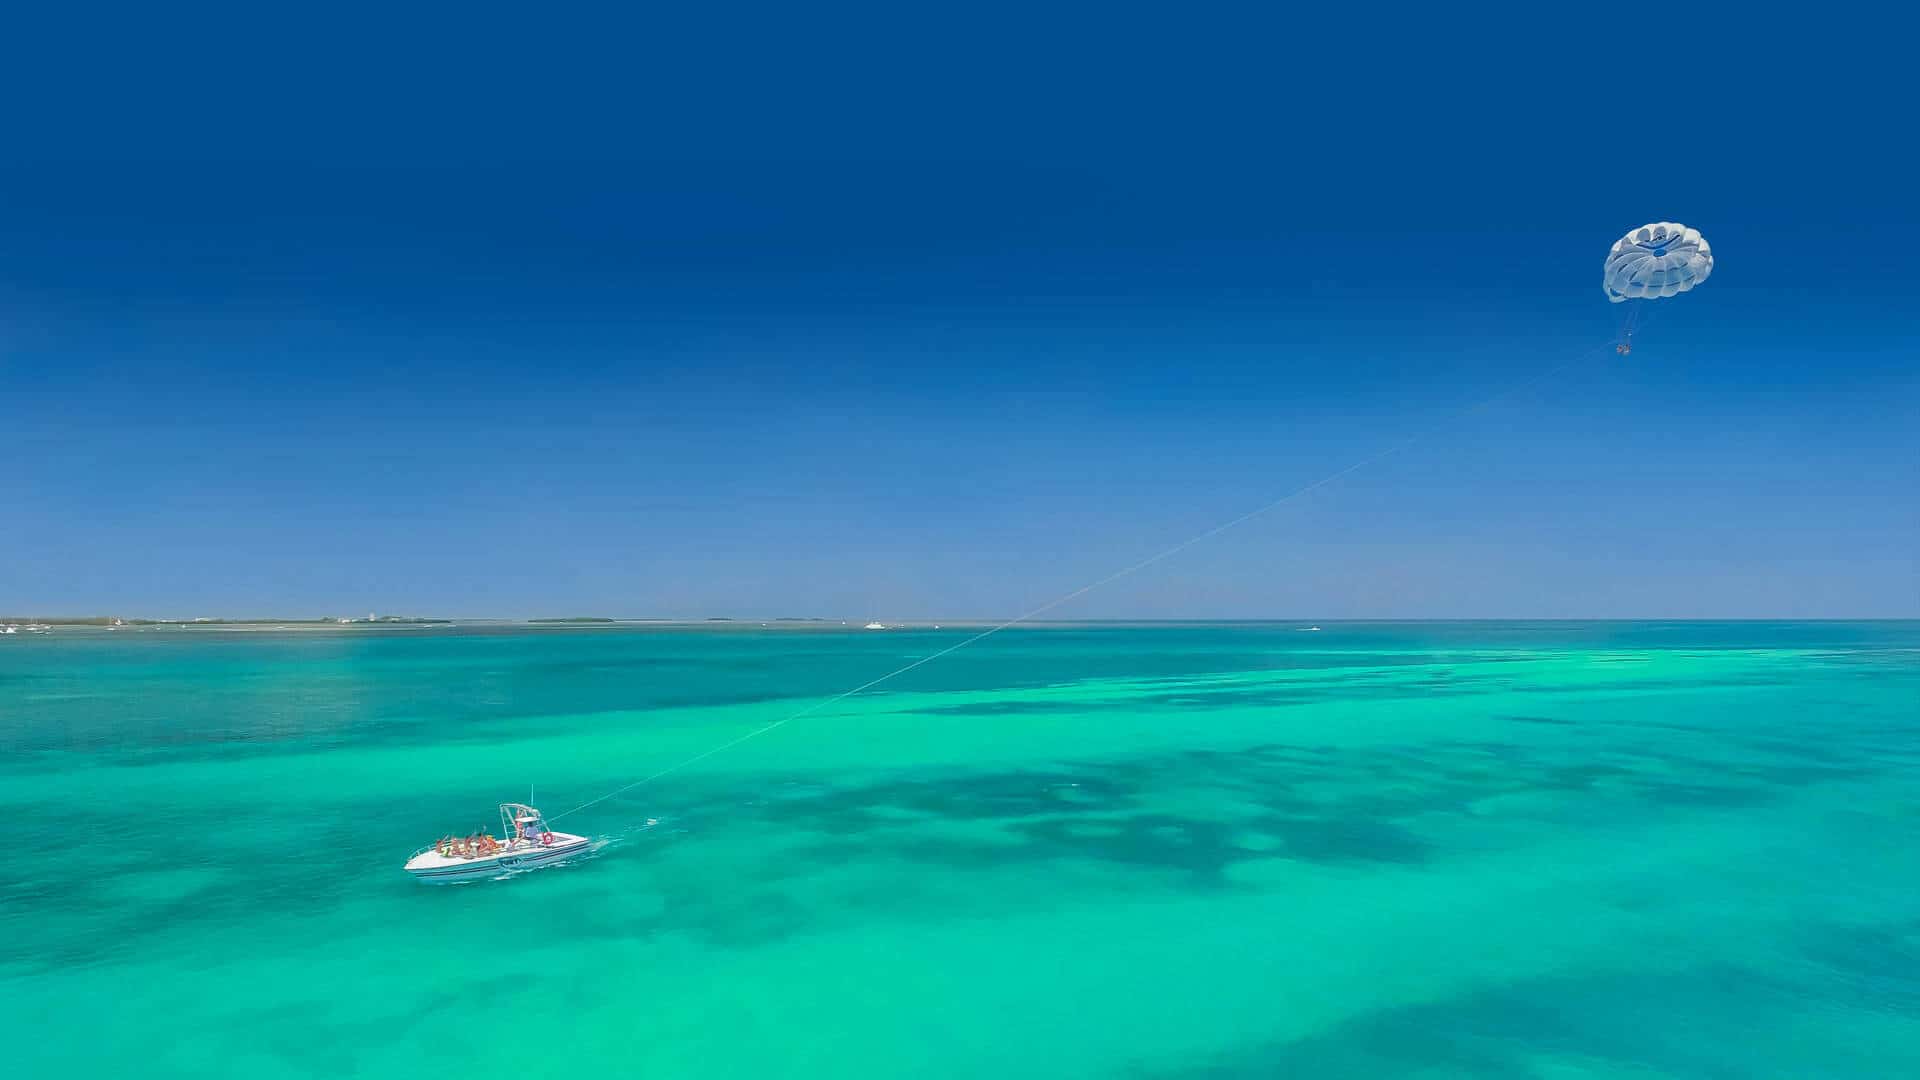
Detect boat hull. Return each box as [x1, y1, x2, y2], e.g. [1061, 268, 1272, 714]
[404, 832, 591, 883]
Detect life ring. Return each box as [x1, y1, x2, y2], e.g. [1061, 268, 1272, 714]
[540, 831, 554, 846]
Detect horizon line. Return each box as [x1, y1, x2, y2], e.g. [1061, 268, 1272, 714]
[6, 615, 1917, 626]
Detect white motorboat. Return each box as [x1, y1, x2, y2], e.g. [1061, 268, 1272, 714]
[864, 621, 887, 630]
[404, 803, 590, 883]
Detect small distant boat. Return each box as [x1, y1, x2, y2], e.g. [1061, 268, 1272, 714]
[864, 621, 887, 630]
[0, 625, 17, 635]
[404, 803, 590, 883]
[1297, 626, 1322, 632]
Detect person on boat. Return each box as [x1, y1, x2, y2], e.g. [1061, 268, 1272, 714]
[521, 816, 549, 845]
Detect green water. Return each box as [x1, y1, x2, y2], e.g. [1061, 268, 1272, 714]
[5, 622, 1919, 1077]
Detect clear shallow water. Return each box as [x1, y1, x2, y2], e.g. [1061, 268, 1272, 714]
[4, 622, 1919, 1078]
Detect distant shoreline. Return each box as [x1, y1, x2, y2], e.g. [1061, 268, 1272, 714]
[5, 615, 1915, 635]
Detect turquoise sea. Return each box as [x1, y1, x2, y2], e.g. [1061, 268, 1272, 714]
[4, 622, 1919, 1077]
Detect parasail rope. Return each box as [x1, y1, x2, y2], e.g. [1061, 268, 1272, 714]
[547, 340, 1610, 823]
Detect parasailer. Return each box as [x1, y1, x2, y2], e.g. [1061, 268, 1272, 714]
[1604, 222, 1712, 355]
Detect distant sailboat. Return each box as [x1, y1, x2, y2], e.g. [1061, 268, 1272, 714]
[864, 621, 887, 630]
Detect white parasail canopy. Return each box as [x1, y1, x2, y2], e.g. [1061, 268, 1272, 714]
[1603, 222, 1713, 303]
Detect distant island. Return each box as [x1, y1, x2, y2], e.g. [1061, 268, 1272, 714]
[0, 615, 453, 626]
[0, 615, 950, 634]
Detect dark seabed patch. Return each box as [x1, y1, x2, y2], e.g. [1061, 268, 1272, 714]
[1137, 966, 1911, 1079]
[12, 716, 1893, 970]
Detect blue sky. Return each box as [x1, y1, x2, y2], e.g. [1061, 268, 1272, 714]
[2, 5, 1914, 618]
